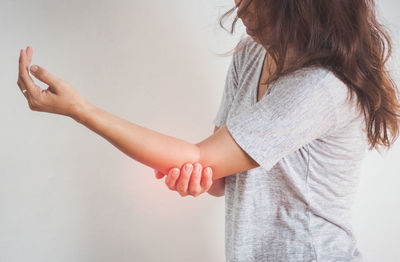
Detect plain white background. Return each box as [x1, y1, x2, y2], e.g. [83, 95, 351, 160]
[1, 0, 399, 261]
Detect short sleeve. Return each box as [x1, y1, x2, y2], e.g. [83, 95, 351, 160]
[226, 70, 339, 172]
[213, 54, 240, 127]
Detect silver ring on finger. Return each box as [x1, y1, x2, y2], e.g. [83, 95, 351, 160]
[22, 89, 28, 94]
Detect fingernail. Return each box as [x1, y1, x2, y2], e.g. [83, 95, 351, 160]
[185, 164, 192, 172]
[206, 167, 211, 174]
[31, 65, 38, 72]
[195, 163, 201, 171]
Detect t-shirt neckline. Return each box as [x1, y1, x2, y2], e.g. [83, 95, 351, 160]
[253, 48, 269, 105]
[252, 46, 326, 106]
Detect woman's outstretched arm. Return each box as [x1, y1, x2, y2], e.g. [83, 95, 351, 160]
[74, 102, 200, 176]
[18, 46, 260, 181]
[73, 101, 259, 180]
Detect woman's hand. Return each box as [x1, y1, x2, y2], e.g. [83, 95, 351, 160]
[155, 163, 213, 197]
[17, 46, 87, 119]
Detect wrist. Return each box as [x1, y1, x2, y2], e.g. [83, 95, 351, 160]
[70, 99, 95, 125]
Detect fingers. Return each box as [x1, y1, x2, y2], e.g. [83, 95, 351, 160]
[165, 168, 180, 191]
[18, 47, 40, 108]
[17, 50, 32, 103]
[24, 46, 32, 76]
[29, 64, 61, 89]
[17, 75, 28, 96]
[188, 163, 203, 197]
[18, 49, 29, 86]
[175, 163, 193, 196]
[200, 167, 213, 194]
[18, 48, 34, 91]
[17, 46, 59, 105]
[25, 46, 35, 84]
[161, 163, 214, 198]
[154, 169, 165, 179]
[26, 46, 33, 65]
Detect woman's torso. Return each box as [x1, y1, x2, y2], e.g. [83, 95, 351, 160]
[216, 37, 368, 262]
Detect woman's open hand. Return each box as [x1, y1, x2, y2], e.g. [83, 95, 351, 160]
[17, 46, 86, 119]
[155, 163, 213, 197]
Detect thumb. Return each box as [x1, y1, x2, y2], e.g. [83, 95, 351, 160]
[30, 64, 61, 88]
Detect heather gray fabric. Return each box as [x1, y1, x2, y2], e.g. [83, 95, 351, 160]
[213, 37, 368, 262]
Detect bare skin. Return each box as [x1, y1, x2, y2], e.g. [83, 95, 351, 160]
[154, 126, 225, 198]
[154, 162, 213, 197]
[17, 46, 223, 198]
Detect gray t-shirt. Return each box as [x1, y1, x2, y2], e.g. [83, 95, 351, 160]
[213, 37, 368, 262]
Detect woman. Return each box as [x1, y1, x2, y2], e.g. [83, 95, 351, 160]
[17, 0, 400, 261]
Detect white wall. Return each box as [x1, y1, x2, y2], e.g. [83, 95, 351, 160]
[0, 0, 399, 261]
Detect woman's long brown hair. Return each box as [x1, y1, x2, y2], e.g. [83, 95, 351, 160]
[218, 0, 400, 152]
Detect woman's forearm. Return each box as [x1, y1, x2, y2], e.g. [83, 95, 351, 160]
[72, 101, 200, 175]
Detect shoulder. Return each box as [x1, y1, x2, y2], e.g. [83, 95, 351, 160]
[301, 68, 351, 106]
[275, 67, 349, 99]
[266, 67, 354, 122]
[283, 67, 363, 129]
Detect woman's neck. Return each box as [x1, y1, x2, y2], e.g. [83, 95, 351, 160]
[263, 45, 298, 75]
